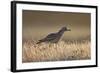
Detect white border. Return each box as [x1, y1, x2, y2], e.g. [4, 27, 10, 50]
[16, 3, 96, 70]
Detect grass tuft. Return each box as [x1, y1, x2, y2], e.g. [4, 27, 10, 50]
[22, 39, 91, 63]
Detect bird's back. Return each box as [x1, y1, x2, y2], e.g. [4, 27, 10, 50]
[37, 27, 68, 44]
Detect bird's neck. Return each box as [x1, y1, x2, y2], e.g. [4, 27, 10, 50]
[58, 29, 65, 35]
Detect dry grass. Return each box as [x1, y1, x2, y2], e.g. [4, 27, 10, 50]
[22, 39, 91, 63]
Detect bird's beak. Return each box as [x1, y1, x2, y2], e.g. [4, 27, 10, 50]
[67, 29, 71, 31]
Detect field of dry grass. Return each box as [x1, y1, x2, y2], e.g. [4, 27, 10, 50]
[22, 39, 91, 63]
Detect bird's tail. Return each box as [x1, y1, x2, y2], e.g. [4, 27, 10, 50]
[36, 41, 41, 44]
[36, 40, 43, 44]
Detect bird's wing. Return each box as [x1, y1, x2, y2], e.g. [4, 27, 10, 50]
[45, 33, 58, 41]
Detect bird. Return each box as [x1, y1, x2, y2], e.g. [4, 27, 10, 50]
[36, 26, 71, 44]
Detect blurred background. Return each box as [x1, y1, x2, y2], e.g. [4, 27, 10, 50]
[22, 10, 91, 41]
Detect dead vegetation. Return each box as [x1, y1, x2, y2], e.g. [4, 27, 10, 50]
[22, 39, 91, 63]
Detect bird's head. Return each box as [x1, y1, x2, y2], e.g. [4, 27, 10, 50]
[61, 27, 71, 31]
